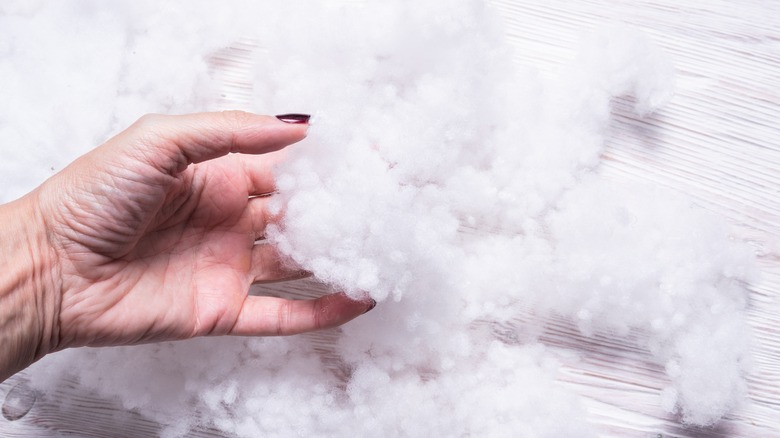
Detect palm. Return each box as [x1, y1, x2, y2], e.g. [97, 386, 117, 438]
[46, 151, 271, 348]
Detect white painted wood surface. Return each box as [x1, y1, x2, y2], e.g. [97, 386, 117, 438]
[2, 1, 779, 436]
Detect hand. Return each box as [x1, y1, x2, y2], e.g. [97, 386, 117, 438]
[0, 111, 373, 380]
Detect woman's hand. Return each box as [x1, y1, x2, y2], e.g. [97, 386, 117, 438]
[0, 111, 373, 382]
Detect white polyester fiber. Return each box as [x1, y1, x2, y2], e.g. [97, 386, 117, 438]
[1, 0, 756, 435]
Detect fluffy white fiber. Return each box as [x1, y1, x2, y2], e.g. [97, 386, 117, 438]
[1, 0, 756, 435]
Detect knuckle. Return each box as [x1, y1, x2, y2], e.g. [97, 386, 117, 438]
[276, 301, 294, 336]
[129, 113, 169, 147]
[220, 110, 254, 130]
[220, 110, 255, 153]
[313, 298, 326, 331]
[133, 113, 165, 131]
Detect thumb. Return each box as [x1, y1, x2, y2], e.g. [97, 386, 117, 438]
[114, 111, 309, 175]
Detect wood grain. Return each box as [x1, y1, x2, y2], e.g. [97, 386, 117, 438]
[2, 1, 779, 436]
[487, 0, 780, 436]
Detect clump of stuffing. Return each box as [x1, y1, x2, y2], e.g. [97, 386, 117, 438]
[1, 0, 756, 435]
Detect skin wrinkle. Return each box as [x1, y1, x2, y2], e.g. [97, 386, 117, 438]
[179, 116, 232, 167]
[226, 299, 246, 337]
[64, 258, 170, 347]
[186, 165, 222, 228]
[0, 199, 57, 366]
[128, 135, 172, 175]
[25, 227, 46, 362]
[104, 173, 160, 222]
[190, 237, 242, 336]
[0, 290, 32, 380]
[277, 300, 294, 336]
[35, 197, 63, 355]
[53, 193, 133, 261]
[102, 181, 169, 244]
[154, 261, 185, 340]
[153, 189, 191, 230]
[130, 115, 189, 175]
[226, 116, 243, 155]
[311, 298, 324, 333]
[59, 272, 128, 344]
[123, 171, 208, 260]
[149, 191, 196, 240]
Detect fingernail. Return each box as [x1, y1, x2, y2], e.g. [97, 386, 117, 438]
[276, 113, 311, 124]
[363, 298, 377, 314]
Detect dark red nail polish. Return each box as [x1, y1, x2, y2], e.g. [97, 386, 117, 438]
[276, 113, 311, 124]
[363, 299, 377, 314]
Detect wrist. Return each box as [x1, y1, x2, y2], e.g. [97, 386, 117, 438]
[0, 192, 60, 382]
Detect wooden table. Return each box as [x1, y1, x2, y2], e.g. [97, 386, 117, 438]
[2, 1, 779, 436]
